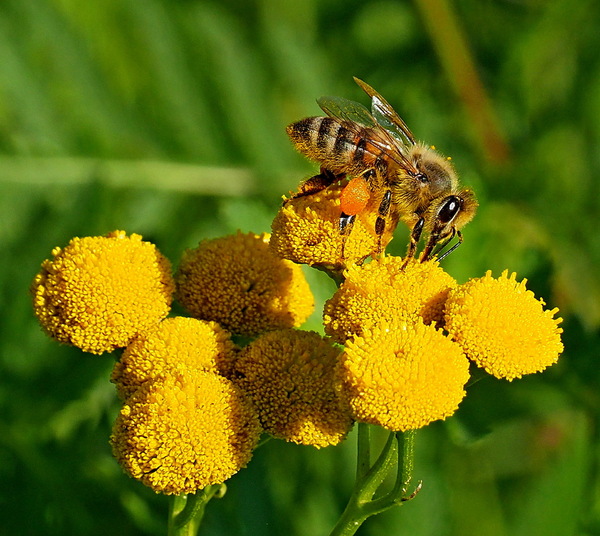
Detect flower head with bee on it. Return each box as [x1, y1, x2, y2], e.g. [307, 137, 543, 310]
[31, 79, 563, 536]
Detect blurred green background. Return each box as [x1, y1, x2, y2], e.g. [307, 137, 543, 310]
[2, 0, 599, 534]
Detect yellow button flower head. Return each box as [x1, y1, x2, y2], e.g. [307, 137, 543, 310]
[112, 316, 237, 399]
[235, 329, 353, 448]
[324, 257, 456, 344]
[444, 270, 564, 381]
[31, 231, 174, 354]
[270, 183, 394, 271]
[111, 369, 261, 495]
[340, 321, 470, 432]
[176, 232, 314, 337]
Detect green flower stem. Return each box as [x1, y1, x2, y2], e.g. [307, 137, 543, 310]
[370, 430, 419, 513]
[357, 430, 398, 500]
[168, 485, 225, 536]
[400, 430, 417, 495]
[329, 427, 420, 536]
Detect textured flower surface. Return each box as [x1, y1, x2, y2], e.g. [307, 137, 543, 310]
[270, 183, 394, 270]
[111, 370, 261, 495]
[444, 270, 564, 380]
[112, 316, 237, 399]
[176, 232, 314, 336]
[340, 321, 470, 432]
[31, 231, 174, 354]
[235, 329, 353, 448]
[324, 257, 456, 344]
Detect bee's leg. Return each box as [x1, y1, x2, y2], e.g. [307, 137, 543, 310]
[404, 217, 425, 265]
[339, 212, 355, 260]
[420, 234, 437, 262]
[340, 213, 356, 234]
[374, 190, 392, 254]
[288, 168, 344, 201]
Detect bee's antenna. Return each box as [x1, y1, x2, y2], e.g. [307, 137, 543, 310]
[435, 231, 463, 262]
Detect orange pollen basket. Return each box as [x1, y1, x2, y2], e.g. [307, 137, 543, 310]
[340, 177, 370, 215]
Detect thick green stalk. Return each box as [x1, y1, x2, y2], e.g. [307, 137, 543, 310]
[328, 427, 419, 536]
[399, 430, 417, 497]
[168, 485, 224, 536]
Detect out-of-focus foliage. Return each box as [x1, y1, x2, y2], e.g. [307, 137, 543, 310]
[1, 0, 599, 534]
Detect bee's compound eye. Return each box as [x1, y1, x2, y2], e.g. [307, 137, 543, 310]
[438, 196, 462, 224]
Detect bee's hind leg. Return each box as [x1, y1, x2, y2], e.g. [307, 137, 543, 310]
[339, 212, 356, 260]
[288, 168, 344, 201]
[340, 213, 356, 234]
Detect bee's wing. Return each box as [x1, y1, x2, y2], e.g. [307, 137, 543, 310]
[317, 95, 378, 128]
[317, 88, 419, 175]
[354, 77, 416, 147]
[318, 95, 418, 175]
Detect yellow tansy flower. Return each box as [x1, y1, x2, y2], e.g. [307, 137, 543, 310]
[176, 232, 314, 337]
[270, 183, 394, 271]
[324, 257, 456, 344]
[111, 370, 261, 495]
[340, 321, 470, 432]
[112, 316, 237, 399]
[31, 231, 174, 354]
[444, 270, 564, 381]
[235, 329, 353, 448]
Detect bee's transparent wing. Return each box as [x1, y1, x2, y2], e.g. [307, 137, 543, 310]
[318, 87, 419, 174]
[354, 77, 415, 146]
[317, 95, 378, 128]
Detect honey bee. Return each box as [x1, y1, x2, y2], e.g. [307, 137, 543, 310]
[286, 77, 477, 262]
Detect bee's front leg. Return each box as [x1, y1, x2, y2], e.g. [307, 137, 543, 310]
[404, 217, 425, 265]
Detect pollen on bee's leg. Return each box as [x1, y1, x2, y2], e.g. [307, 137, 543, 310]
[340, 177, 370, 216]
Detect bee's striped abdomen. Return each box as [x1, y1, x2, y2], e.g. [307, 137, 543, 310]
[286, 117, 385, 175]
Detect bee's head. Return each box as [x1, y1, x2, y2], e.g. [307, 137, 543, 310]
[436, 188, 477, 234]
[420, 188, 478, 261]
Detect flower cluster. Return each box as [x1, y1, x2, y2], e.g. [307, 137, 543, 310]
[33, 186, 564, 495]
[271, 192, 564, 432]
[32, 230, 320, 494]
[323, 260, 563, 431]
